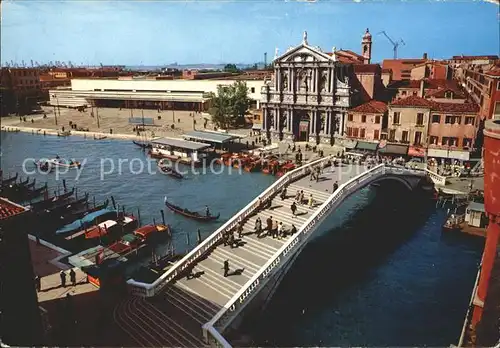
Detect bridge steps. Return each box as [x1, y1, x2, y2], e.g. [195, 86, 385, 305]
[141, 172, 340, 345]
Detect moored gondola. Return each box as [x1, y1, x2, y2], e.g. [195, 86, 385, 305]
[133, 140, 152, 149]
[163, 196, 219, 222]
[29, 188, 75, 210]
[1, 173, 18, 186]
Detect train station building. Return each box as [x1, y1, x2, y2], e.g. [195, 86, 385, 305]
[48, 77, 266, 112]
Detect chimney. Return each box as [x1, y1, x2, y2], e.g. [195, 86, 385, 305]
[423, 52, 428, 60]
[419, 79, 425, 98]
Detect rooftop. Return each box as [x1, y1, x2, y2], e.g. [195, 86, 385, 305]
[182, 130, 238, 144]
[151, 137, 212, 150]
[350, 100, 387, 113]
[390, 95, 434, 108]
[0, 197, 28, 220]
[426, 87, 466, 99]
[353, 64, 381, 74]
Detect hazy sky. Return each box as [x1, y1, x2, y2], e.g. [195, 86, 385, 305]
[1, 0, 498, 66]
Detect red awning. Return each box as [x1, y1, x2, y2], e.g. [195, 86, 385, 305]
[408, 146, 426, 157]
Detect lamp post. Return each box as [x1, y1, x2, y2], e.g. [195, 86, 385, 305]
[51, 94, 58, 125]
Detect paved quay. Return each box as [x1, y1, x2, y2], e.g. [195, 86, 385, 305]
[115, 162, 367, 346]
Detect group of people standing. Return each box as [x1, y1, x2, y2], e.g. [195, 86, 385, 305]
[34, 268, 77, 292]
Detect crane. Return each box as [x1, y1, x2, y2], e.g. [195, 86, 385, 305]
[378, 31, 405, 59]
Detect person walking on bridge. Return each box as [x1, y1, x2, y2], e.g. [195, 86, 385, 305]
[291, 201, 297, 217]
[272, 219, 279, 238]
[60, 270, 66, 288]
[308, 194, 314, 208]
[255, 217, 262, 236]
[223, 260, 230, 277]
[333, 181, 339, 193]
[266, 216, 273, 236]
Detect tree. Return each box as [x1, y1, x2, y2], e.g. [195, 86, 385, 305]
[223, 64, 240, 74]
[207, 81, 250, 129]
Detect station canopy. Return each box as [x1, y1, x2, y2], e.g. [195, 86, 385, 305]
[182, 130, 238, 144]
[128, 117, 155, 126]
[151, 137, 212, 151]
[354, 141, 378, 152]
[378, 143, 409, 155]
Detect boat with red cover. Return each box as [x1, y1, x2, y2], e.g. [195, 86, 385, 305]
[164, 197, 220, 222]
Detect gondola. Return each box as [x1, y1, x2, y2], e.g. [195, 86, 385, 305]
[1, 173, 18, 186]
[29, 188, 75, 210]
[25, 179, 36, 189]
[133, 140, 152, 149]
[164, 197, 220, 222]
[158, 163, 183, 179]
[27, 183, 48, 198]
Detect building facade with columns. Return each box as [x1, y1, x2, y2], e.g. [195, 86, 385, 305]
[261, 32, 355, 144]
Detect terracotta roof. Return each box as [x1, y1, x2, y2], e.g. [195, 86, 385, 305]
[354, 64, 380, 74]
[426, 87, 466, 99]
[0, 198, 27, 220]
[485, 65, 500, 77]
[387, 78, 461, 91]
[390, 96, 479, 113]
[390, 95, 434, 108]
[350, 100, 387, 113]
[411, 60, 448, 69]
[451, 55, 498, 60]
[432, 102, 479, 113]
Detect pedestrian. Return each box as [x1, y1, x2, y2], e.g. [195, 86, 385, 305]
[333, 181, 339, 192]
[291, 201, 297, 217]
[223, 260, 230, 277]
[205, 205, 210, 217]
[35, 274, 41, 292]
[228, 232, 235, 248]
[69, 268, 76, 286]
[280, 187, 287, 200]
[237, 222, 243, 238]
[299, 190, 305, 205]
[272, 219, 279, 238]
[290, 224, 297, 235]
[278, 222, 285, 238]
[60, 270, 66, 288]
[266, 216, 273, 235]
[308, 194, 314, 207]
[223, 231, 229, 246]
[294, 190, 300, 202]
[255, 217, 262, 235]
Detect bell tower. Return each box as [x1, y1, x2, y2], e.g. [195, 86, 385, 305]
[361, 28, 372, 64]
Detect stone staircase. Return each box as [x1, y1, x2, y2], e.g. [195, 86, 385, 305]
[131, 184, 332, 346]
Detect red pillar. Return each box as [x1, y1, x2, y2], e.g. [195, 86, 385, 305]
[471, 119, 500, 328]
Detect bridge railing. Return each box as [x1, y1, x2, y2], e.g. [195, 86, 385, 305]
[202, 164, 427, 347]
[202, 164, 394, 346]
[424, 168, 447, 186]
[126, 155, 333, 297]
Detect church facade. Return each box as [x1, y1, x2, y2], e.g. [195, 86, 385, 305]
[261, 30, 372, 144]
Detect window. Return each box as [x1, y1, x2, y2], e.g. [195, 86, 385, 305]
[389, 129, 396, 141]
[374, 129, 380, 140]
[463, 138, 472, 148]
[414, 131, 422, 145]
[402, 90, 407, 96]
[402, 130, 409, 142]
[465, 116, 475, 125]
[336, 96, 341, 102]
[445, 91, 453, 99]
[348, 114, 354, 122]
[375, 115, 381, 124]
[416, 113, 424, 126]
[250, 87, 255, 93]
[497, 81, 500, 90]
[432, 114, 441, 123]
[412, 91, 417, 96]
[445, 116, 461, 125]
[494, 101, 500, 119]
[430, 136, 439, 145]
[346, 127, 353, 136]
[361, 115, 367, 123]
[393, 112, 401, 125]
[360, 128, 366, 138]
[352, 128, 359, 137]
[443, 137, 459, 146]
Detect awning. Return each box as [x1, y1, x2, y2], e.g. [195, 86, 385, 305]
[355, 141, 378, 152]
[467, 201, 485, 213]
[378, 144, 408, 155]
[428, 148, 470, 160]
[408, 146, 426, 157]
[252, 123, 262, 130]
[182, 130, 238, 144]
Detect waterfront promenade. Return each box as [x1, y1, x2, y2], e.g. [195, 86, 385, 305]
[113, 163, 380, 346]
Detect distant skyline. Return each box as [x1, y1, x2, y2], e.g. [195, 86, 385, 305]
[1, 0, 499, 66]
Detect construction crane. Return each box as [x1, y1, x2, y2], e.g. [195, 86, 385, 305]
[378, 31, 405, 59]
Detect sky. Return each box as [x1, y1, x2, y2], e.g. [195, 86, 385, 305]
[1, 0, 499, 66]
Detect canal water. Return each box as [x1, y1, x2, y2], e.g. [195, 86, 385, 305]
[0, 132, 483, 346]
